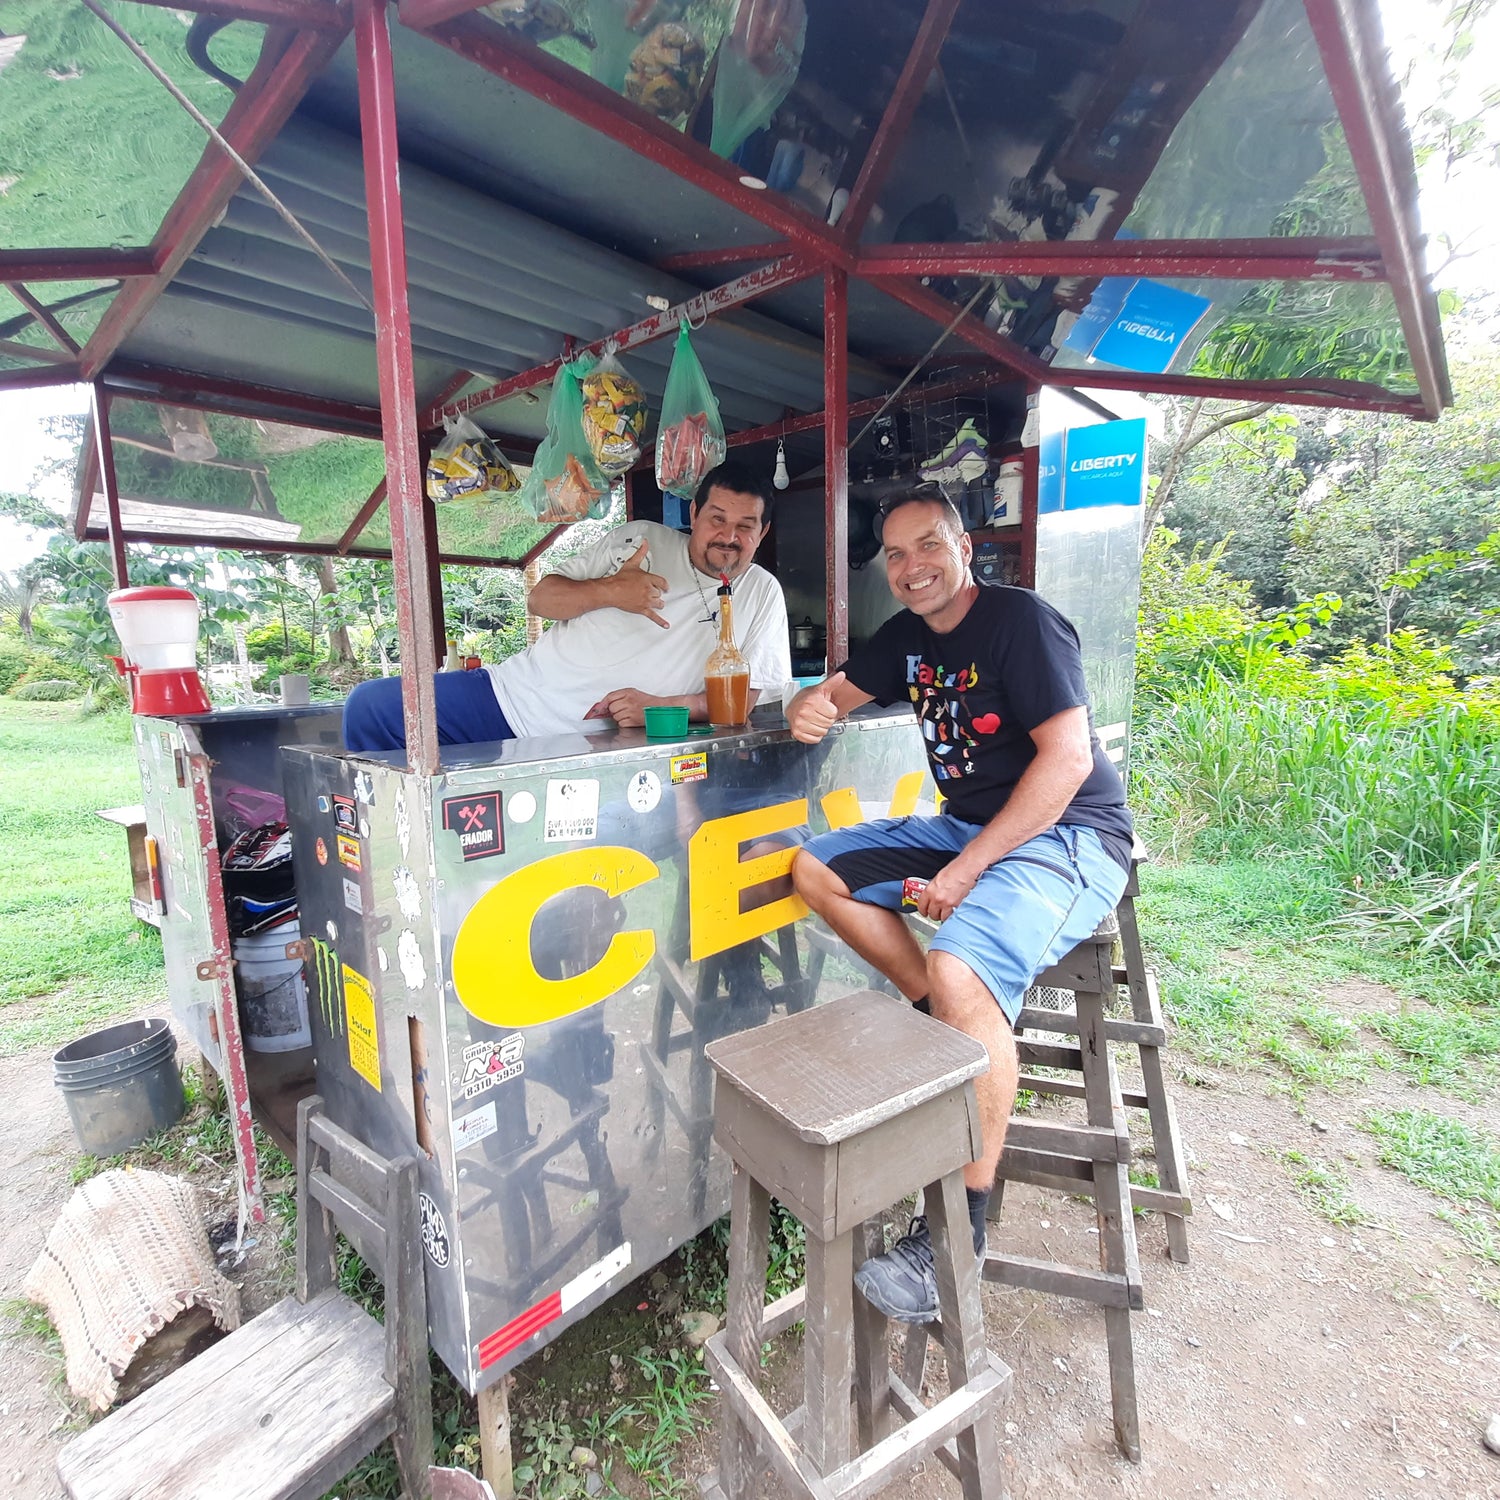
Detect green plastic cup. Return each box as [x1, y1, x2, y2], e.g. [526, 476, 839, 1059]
[644, 705, 690, 739]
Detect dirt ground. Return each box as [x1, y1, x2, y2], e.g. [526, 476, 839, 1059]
[3, 983, 1498, 1500]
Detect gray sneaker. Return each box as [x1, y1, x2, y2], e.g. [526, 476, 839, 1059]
[854, 1216, 939, 1323]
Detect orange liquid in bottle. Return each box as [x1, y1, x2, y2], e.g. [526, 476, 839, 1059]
[704, 582, 751, 727]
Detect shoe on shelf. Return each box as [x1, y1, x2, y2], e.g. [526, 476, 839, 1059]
[854, 1215, 941, 1323]
[917, 418, 990, 487]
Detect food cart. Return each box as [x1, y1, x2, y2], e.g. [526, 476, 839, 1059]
[3, 0, 1447, 1415]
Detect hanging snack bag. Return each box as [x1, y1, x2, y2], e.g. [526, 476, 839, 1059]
[656, 323, 726, 500]
[580, 352, 649, 478]
[426, 414, 519, 503]
[624, 20, 708, 122]
[520, 361, 611, 524]
[709, 0, 807, 159]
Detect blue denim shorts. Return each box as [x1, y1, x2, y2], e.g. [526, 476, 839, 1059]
[800, 816, 1128, 1025]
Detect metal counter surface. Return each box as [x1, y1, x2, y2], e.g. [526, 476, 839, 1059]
[282, 707, 931, 1392]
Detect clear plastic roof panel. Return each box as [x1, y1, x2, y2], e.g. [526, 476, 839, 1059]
[0, 0, 266, 250]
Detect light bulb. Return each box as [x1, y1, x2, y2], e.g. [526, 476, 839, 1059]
[773, 438, 790, 491]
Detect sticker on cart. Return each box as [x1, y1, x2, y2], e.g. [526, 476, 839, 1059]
[332, 795, 356, 832]
[544, 779, 599, 842]
[418, 1192, 451, 1269]
[342, 876, 364, 915]
[442, 792, 504, 861]
[669, 751, 708, 785]
[626, 768, 661, 814]
[507, 790, 536, 825]
[309, 937, 344, 1034]
[354, 770, 376, 806]
[341, 962, 382, 1091]
[314, 837, 328, 866]
[460, 1033, 525, 1099]
[477, 1242, 633, 1370]
[395, 785, 411, 857]
[452, 1099, 498, 1152]
[336, 833, 362, 871]
[392, 865, 423, 922]
[317, 795, 330, 813]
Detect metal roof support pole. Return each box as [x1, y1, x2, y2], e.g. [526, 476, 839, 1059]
[824, 268, 849, 670]
[837, 0, 963, 247]
[339, 477, 390, 554]
[91, 384, 130, 588]
[0, 364, 83, 393]
[1302, 0, 1451, 418]
[0, 248, 157, 282]
[354, 0, 440, 772]
[5, 283, 82, 354]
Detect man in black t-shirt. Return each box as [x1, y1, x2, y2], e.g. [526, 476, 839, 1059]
[786, 487, 1133, 1323]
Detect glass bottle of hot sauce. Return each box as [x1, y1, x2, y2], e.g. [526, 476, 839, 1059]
[704, 577, 751, 726]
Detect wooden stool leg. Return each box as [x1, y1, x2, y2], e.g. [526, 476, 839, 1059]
[804, 1227, 855, 1475]
[721, 1164, 772, 1496]
[1076, 989, 1142, 1464]
[851, 1217, 891, 1450]
[928, 1172, 1005, 1500]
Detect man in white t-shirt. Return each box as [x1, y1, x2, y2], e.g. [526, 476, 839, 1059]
[342, 461, 790, 751]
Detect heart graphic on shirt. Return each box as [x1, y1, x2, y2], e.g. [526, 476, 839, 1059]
[971, 713, 1002, 735]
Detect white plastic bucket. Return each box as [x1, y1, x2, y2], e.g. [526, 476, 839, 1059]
[991, 458, 1024, 527]
[233, 927, 311, 1052]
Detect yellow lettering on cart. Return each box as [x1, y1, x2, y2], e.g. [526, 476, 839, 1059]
[689, 799, 809, 961]
[451, 848, 658, 1028]
[820, 770, 925, 830]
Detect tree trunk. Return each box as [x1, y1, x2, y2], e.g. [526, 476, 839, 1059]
[317, 557, 354, 664]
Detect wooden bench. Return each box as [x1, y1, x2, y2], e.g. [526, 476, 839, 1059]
[58, 1096, 434, 1500]
[95, 804, 161, 928]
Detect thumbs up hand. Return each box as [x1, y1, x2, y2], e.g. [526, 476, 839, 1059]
[787, 671, 847, 744]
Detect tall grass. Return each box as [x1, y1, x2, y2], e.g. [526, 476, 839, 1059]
[1133, 676, 1500, 963]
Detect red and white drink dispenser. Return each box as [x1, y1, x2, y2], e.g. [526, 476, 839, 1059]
[107, 586, 213, 716]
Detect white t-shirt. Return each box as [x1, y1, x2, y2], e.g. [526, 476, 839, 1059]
[487, 521, 791, 738]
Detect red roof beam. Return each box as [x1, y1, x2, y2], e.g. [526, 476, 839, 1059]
[337, 476, 388, 554]
[1303, 0, 1450, 417]
[5, 283, 82, 353]
[0, 248, 156, 281]
[81, 527, 539, 569]
[413, 12, 852, 268]
[79, 22, 349, 381]
[118, 0, 347, 29]
[856, 236, 1388, 283]
[0, 363, 84, 393]
[656, 241, 797, 273]
[0, 339, 75, 366]
[432, 254, 816, 425]
[837, 0, 963, 246]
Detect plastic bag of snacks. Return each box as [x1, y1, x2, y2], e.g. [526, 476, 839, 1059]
[624, 19, 708, 121]
[519, 362, 611, 524]
[656, 323, 726, 500]
[580, 351, 649, 478]
[483, 0, 595, 47]
[709, 0, 807, 159]
[425, 414, 520, 504]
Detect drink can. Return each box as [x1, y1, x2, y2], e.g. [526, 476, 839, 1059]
[901, 876, 928, 909]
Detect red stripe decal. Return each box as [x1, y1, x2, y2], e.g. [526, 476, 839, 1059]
[477, 1292, 562, 1368]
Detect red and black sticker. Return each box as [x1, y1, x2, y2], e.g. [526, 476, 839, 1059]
[443, 792, 504, 861]
[332, 794, 356, 833]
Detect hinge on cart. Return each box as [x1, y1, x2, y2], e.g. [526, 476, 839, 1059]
[283, 939, 311, 961]
[197, 958, 230, 981]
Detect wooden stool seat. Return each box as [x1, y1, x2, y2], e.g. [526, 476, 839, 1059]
[701, 991, 1011, 1500]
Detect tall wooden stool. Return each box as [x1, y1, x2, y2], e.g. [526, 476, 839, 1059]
[701, 991, 1011, 1500]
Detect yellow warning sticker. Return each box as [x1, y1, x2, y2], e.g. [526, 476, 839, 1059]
[669, 751, 708, 785]
[342, 962, 382, 1092]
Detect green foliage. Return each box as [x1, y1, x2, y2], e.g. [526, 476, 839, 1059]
[12, 678, 83, 701]
[0, 636, 30, 694]
[245, 622, 314, 662]
[1280, 1150, 1372, 1227]
[1363, 1108, 1500, 1213]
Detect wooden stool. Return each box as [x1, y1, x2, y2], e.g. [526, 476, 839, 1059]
[701, 990, 1011, 1500]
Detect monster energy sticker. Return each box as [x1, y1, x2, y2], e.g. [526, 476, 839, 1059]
[308, 937, 345, 1036]
[418, 1192, 451, 1269]
[342, 962, 382, 1091]
[460, 1034, 525, 1099]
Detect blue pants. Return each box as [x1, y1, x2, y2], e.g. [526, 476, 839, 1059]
[342, 672, 515, 752]
[800, 817, 1128, 1026]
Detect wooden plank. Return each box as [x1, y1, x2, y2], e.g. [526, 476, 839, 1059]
[720, 1167, 773, 1499]
[1003, 1117, 1129, 1163]
[980, 1252, 1133, 1309]
[95, 804, 147, 826]
[58, 1292, 393, 1500]
[714, 1081, 835, 1234]
[478, 1378, 515, 1498]
[804, 1228, 855, 1475]
[851, 1219, 891, 1452]
[310, 1167, 387, 1271]
[309, 1109, 395, 1208]
[705, 990, 987, 1145]
[761, 1282, 808, 1342]
[1016, 1041, 1082, 1072]
[886, 1372, 961, 1484]
[1015, 1007, 1167, 1048]
[997, 1147, 1093, 1184]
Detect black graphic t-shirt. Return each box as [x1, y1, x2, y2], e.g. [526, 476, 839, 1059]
[840, 586, 1133, 868]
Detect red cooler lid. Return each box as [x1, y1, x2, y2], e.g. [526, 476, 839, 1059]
[108, 587, 199, 605]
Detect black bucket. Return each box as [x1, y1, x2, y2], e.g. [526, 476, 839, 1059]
[53, 1018, 185, 1157]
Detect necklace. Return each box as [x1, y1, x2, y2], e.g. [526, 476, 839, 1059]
[690, 567, 719, 626]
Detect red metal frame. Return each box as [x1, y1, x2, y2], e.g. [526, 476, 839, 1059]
[656, 241, 796, 273]
[79, 21, 349, 381]
[355, 0, 440, 773]
[338, 477, 389, 554]
[1303, 0, 1450, 419]
[122, 0, 346, 27]
[74, 433, 101, 543]
[412, 12, 854, 267]
[91, 385, 130, 587]
[104, 362, 385, 435]
[0, 363, 82, 392]
[432, 255, 815, 425]
[823, 270, 849, 670]
[82, 525, 547, 569]
[0, 339, 74, 366]
[837, 0, 962, 247]
[5, 284, 83, 353]
[0, 248, 156, 282]
[855, 236, 1388, 283]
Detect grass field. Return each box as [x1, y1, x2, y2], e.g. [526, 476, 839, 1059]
[0, 699, 165, 1054]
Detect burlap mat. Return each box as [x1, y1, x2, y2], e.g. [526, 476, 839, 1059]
[23, 1167, 242, 1411]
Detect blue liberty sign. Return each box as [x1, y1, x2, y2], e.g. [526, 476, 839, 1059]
[1064, 277, 1212, 375]
[1038, 417, 1148, 514]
